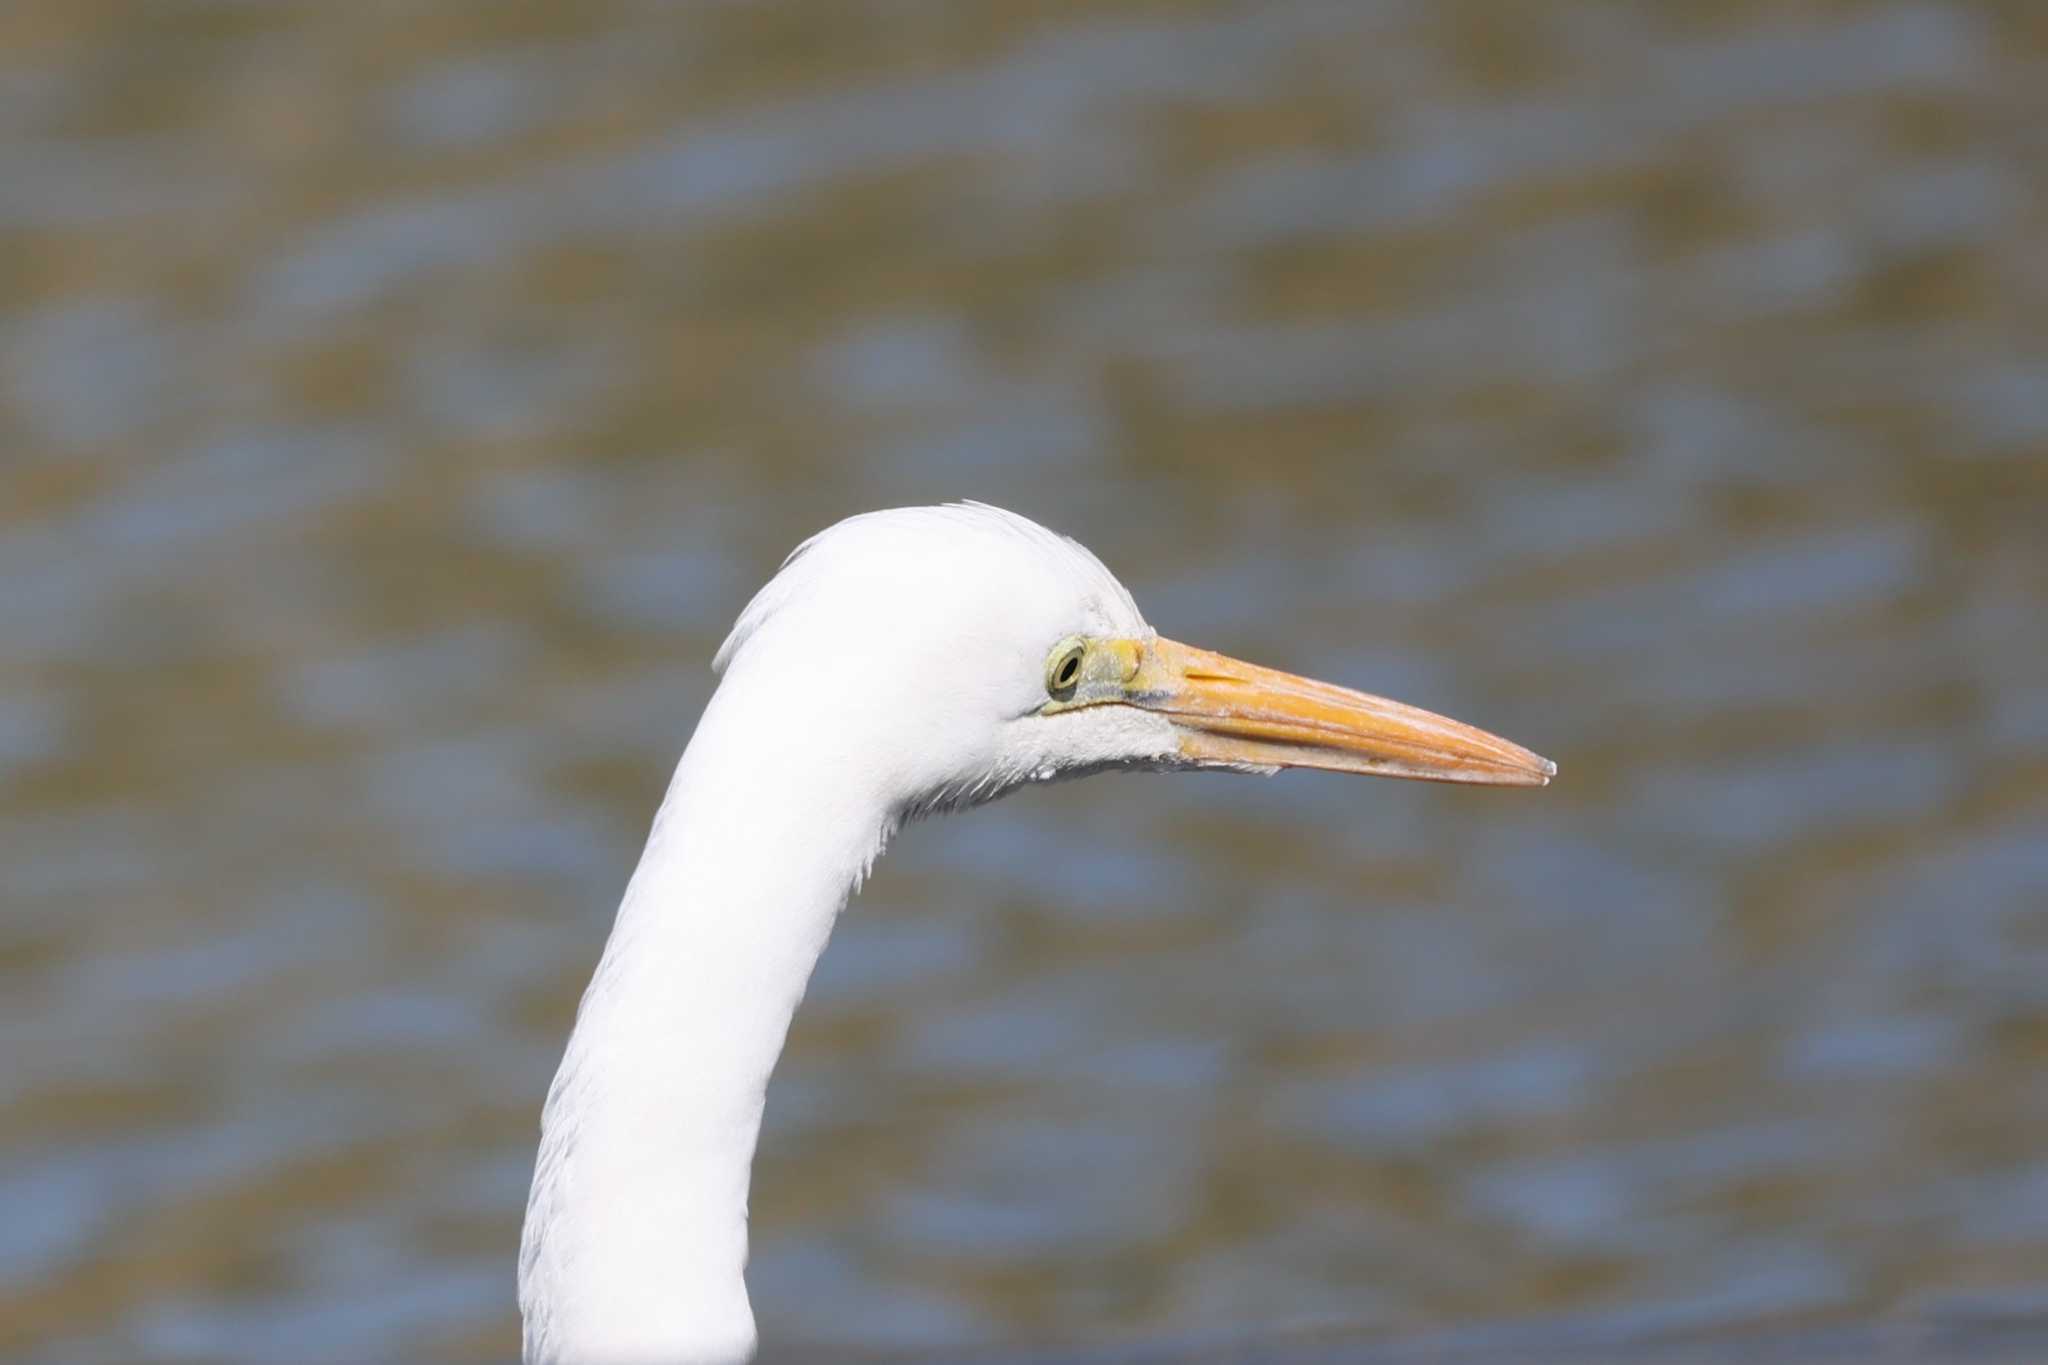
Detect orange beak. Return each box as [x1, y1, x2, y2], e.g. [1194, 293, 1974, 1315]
[1129, 636, 1554, 787]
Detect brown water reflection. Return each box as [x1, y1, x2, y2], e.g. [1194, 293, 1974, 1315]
[3, 2, 2046, 1361]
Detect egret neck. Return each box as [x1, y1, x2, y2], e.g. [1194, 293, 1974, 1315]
[519, 655, 895, 1365]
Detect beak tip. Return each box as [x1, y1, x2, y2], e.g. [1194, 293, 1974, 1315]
[1497, 751, 1555, 787]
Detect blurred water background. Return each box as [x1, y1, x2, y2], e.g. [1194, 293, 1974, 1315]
[3, 2, 2046, 1361]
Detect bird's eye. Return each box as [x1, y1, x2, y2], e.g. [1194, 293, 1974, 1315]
[1046, 639, 1087, 699]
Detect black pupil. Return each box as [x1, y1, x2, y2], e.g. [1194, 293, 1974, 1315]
[1056, 655, 1080, 686]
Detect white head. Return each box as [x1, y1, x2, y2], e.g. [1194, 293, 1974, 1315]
[709, 502, 1553, 816]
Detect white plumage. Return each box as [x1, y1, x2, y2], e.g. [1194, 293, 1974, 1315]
[519, 504, 1551, 1364]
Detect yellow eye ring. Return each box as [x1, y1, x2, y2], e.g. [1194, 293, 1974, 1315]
[1045, 638, 1087, 699]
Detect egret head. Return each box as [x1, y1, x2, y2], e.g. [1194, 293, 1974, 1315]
[710, 503, 1551, 818]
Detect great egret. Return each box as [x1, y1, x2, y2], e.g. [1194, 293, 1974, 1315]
[518, 503, 1553, 1364]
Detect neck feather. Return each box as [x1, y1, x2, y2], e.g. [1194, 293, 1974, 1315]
[519, 680, 892, 1365]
